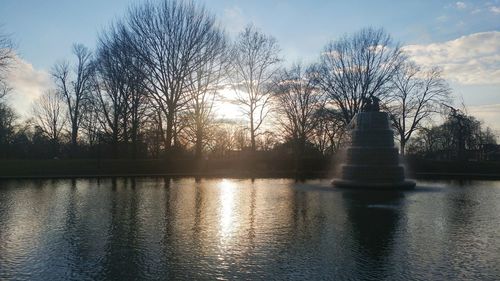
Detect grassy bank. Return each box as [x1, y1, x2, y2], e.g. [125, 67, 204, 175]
[406, 158, 500, 179]
[0, 158, 331, 179]
[0, 158, 498, 180]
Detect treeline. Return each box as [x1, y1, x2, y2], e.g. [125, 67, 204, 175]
[0, 0, 497, 164]
[407, 108, 497, 161]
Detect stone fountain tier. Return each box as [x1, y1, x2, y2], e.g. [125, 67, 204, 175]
[333, 111, 415, 189]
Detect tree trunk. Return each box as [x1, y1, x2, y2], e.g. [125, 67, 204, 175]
[165, 114, 174, 153]
[131, 123, 138, 159]
[71, 123, 78, 157]
[400, 137, 406, 156]
[51, 138, 59, 158]
[250, 113, 256, 152]
[112, 132, 119, 159]
[195, 128, 203, 160]
[295, 136, 306, 172]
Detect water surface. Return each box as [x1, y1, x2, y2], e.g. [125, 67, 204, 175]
[0, 178, 499, 280]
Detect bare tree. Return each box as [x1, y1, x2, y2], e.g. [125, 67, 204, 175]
[0, 81, 11, 101]
[0, 83, 15, 154]
[123, 0, 226, 152]
[272, 64, 324, 162]
[182, 35, 227, 159]
[0, 28, 16, 155]
[93, 30, 129, 157]
[94, 23, 150, 158]
[126, 73, 149, 158]
[230, 25, 281, 152]
[387, 62, 451, 155]
[311, 107, 346, 156]
[0, 103, 16, 147]
[143, 108, 166, 158]
[32, 90, 66, 143]
[315, 27, 404, 125]
[207, 122, 234, 158]
[0, 27, 14, 80]
[255, 130, 278, 151]
[51, 44, 93, 155]
[207, 120, 248, 157]
[80, 100, 101, 148]
[407, 109, 497, 160]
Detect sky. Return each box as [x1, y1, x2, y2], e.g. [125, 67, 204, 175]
[0, 0, 499, 132]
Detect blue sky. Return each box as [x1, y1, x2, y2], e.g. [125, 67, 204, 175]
[1, 0, 499, 68]
[1, 0, 499, 131]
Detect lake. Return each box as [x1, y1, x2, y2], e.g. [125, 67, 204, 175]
[0, 178, 499, 280]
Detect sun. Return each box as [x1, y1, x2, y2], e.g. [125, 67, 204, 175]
[214, 88, 243, 120]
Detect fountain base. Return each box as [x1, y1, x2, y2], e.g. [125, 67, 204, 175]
[332, 179, 416, 189]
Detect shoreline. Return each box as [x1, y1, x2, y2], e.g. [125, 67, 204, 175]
[1, 172, 499, 181]
[0, 159, 499, 181]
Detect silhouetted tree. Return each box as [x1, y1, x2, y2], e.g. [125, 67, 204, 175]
[315, 27, 404, 126]
[255, 130, 278, 151]
[94, 24, 150, 158]
[407, 108, 497, 160]
[205, 120, 254, 158]
[124, 0, 225, 153]
[387, 62, 451, 155]
[230, 25, 281, 152]
[126, 69, 149, 158]
[406, 126, 445, 158]
[0, 27, 14, 80]
[80, 101, 101, 149]
[52, 44, 93, 156]
[182, 33, 227, 159]
[0, 98, 16, 157]
[93, 33, 130, 157]
[272, 64, 324, 165]
[445, 108, 484, 161]
[144, 108, 167, 157]
[207, 123, 235, 158]
[311, 107, 346, 155]
[32, 90, 66, 156]
[0, 28, 16, 157]
[0, 82, 11, 101]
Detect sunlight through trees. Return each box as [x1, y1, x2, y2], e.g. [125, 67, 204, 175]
[0, 0, 496, 163]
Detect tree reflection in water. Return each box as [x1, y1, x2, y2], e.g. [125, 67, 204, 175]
[0, 178, 500, 280]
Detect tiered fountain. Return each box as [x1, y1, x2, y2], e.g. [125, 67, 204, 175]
[333, 96, 416, 189]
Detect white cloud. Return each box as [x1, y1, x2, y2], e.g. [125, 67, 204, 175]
[4, 54, 52, 118]
[471, 8, 482, 14]
[456, 1, 467, 9]
[436, 15, 448, 22]
[404, 31, 500, 85]
[489, 6, 500, 14]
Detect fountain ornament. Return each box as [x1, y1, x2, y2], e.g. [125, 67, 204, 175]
[332, 95, 416, 189]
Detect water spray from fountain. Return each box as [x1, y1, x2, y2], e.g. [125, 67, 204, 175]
[332, 94, 416, 189]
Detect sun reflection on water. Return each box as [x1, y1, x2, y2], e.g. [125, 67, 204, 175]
[218, 179, 236, 240]
[1, 179, 500, 280]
